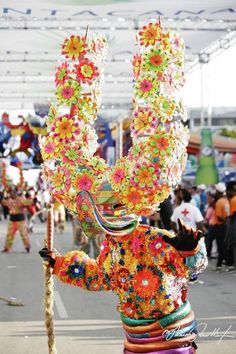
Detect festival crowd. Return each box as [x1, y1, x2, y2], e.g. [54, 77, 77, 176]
[0, 180, 236, 272]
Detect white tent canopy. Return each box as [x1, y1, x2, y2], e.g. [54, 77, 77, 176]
[0, 0, 236, 114]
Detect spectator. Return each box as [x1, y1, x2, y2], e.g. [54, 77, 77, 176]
[205, 192, 216, 258]
[190, 186, 201, 210]
[171, 189, 204, 232]
[211, 182, 230, 271]
[198, 184, 208, 216]
[225, 181, 236, 271]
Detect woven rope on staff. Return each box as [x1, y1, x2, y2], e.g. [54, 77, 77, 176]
[44, 205, 57, 354]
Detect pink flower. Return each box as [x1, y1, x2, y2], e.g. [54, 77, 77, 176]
[45, 141, 56, 154]
[61, 87, 74, 99]
[76, 176, 93, 190]
[113, 169, 125, 183]
[131, 237, 142, 255]
[140, 79, 152, 92]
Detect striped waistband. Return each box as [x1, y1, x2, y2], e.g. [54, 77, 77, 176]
[121, 302, 197, 353]
[121, 301, 192, 334]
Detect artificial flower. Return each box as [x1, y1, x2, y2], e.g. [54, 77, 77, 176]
[132, 53, 142, 79]
[67, 261, 85, 280]
[149, 237, 166, 257]
[152, 184, 172, 205]
[56, 80, 81, 106]
[40, 136, 60, 161]
[120, 301, 137, 317]
[62, 35, 87, 60]
[60, 146, 83, 165]
[130, 237, 143, 256]
[52, 114, 80, 140]
[121, 187, 145, 211]
[128, 142, 145, 161]
[47, 104, 59, 127]
[131, 107, 157, 137]
[135, 74, 159, 100]
[88, 34, 108, 58]
[76, 95, 98, 123]
[133, 269, 160, 298]
[138, 22, 161, 47]
[165, 155, 186, 186]
[86, 156, 108, 173]
[80, 125, 98, 156]
[147, 128, 173, 160]
[117, 268, 130, 291]
[49, 165, 71, 194]
[142, 48, 169, 73]
[73, 169, 102, 193]
[131, 161, 159, 190]
[55, 62, 71, 86]
[75, 58, 99, 84]
[156, 96, 176, 121]
[109, 157, 129, 192]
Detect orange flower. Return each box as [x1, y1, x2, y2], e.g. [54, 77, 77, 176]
[133, 269, 160, 298]
[54, 115, 78, 140]
[138, 22, 161, 47]
[121, 187, 145, 211]
[121, 302, 137, 317]
[62, 35, 87, 60]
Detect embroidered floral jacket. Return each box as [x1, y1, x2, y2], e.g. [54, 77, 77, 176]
[53, 224, 207, 319]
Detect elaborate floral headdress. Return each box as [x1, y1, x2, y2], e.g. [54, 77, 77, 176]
[41, 21, 189, 223]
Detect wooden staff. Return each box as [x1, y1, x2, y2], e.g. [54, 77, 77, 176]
[43, 204, 57, 354]
[85, 24, 89, 42]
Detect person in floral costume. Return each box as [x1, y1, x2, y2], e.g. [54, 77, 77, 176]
[40, 22, 207, 354]
[41, 216, 206, 353]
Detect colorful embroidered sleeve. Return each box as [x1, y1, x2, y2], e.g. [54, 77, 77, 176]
[53, 239, 113, 291]
[184, 240, 208, 276]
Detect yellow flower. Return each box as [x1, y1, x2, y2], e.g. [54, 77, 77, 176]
[62, 35, 87, 60]
[55, 116, 76, 139]
[138, 22, 161, 47]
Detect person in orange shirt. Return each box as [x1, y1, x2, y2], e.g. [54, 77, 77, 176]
[225, 181, 236, 271]
[211, 183, 230, 270]
[205, 192, 216, 258]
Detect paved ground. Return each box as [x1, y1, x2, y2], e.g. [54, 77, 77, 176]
[0, 218, 235, 354]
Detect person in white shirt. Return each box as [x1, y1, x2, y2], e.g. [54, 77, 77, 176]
[171, 189, 204, 232]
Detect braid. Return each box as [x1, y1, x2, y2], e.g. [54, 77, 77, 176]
[43, 262, 57, 354]
[43, 205, 57, 354]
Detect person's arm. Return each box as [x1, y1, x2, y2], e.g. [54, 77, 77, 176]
[40, 238, 113, 292]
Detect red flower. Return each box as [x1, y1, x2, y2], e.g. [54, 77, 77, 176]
[149, 238, 165, 257]
[121, 301, 137, 317]
[133, 269, 160, 298]
[75, 59, 99, 84]
[156, 137, 169, 150]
